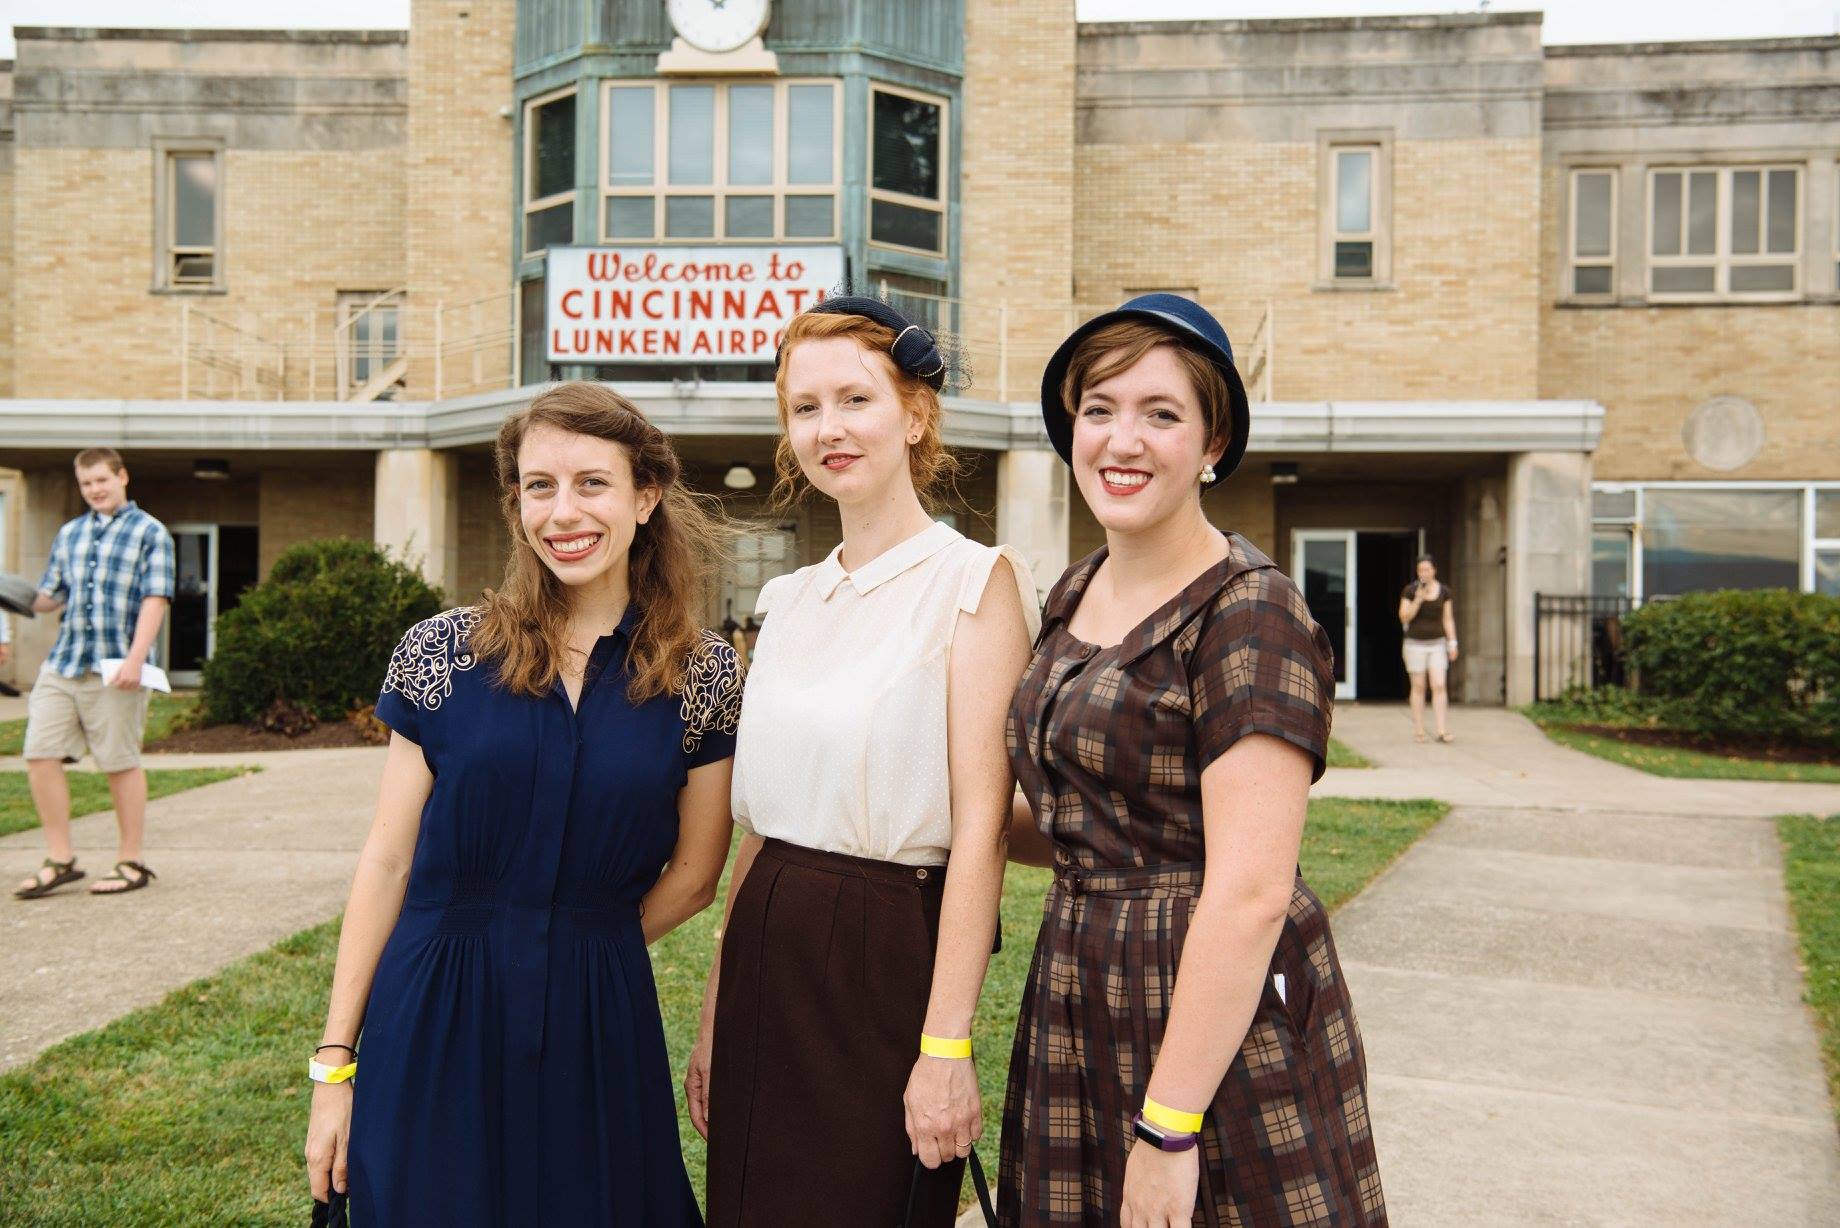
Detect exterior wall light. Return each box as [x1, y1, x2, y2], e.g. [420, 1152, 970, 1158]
[193, 458, 231, 480]
[1271, 462, 1300, 485]
[723, 462, 757, 491]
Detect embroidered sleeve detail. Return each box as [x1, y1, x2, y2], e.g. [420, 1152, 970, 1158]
[382, 607, 482, 713]
[679, 630, 744, 755]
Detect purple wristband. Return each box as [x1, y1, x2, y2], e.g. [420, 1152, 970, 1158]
[1131, 1111, 1199, 1153]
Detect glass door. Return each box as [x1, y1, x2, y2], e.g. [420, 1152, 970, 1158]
[1293, 530, 1356, 699]
[166, 524, 218, 687]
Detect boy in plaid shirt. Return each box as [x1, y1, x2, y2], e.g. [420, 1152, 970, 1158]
[14, 448, 175, 899]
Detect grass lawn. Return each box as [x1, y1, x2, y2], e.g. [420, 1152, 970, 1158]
[1523, 714, 1840, 785]
[1778, 814, 1840, 1124]
[1325, 738, 1373, 769]
[0, 693, 203, 759]
[0, 796, 1446, 1226]
[0, 767, 249, 839]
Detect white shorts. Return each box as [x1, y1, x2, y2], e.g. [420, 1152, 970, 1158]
[1402, 638, 1449, 674]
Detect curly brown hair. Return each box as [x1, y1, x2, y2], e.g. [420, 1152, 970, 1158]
[1057, 319, 1236, 458]
[769, 310, 964, 510]
[472, 383, 732, 703]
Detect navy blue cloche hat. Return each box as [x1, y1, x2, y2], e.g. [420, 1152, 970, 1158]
[1039, 293, 1251, 488]
[782, 294, 948, 391]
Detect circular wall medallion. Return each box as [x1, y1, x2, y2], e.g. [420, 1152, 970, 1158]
[1682, 396, 1764, 472]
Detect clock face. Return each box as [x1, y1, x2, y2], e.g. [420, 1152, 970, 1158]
[667, 0, 771, 54]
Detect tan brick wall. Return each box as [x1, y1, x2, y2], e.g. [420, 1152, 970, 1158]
[455, 451, 506, 604]
[1537, 166, 1840, 481]
[960, 0, 1077, 402]
[12, 147, 404, 399]
[404, 0, 515, 400]
[257, 465, 376, 577]
[1074, 138, 1543, 401]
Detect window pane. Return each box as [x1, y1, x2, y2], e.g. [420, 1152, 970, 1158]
[605, 196, 655, 238]
[1767, 169, 1797, 254]
[1731, 170, 1761, 255]
[1652, 172, 1681, 255]
[787, 84, 834, 185]
[725, 194, 774, 238]
[607, 87, 654, 187]
[1336, 150, 1372, 234]
[173, 154, 215, 248]
[525, 201, 573, 252]
[1818, 491, 1840, 539]
[872, 91, 941, 200]
[727, 84, 774, 186]
[1592, 489, 1638, 520]
[668, 85, 715, 186]
[1592, 530, 1632, 598]
[173, 253, 214, 283]
[1687, 171, 1717, 255]
[1641, 488, 1800, 597]
[784, 194, 834, 237]
[1818, 551, 1840, 597]
[520, 276, 547, 384]
[666, 195, 715, 237]
[1573, 265, 1612, 295]
[1730, 264, 1793, 293]
[1334, 241, 1373, 279]
[1652, 265, 1715, 294]
[1574, 172, 1611, 258]
[532, 94, 576, 200]
[870, 199, 942, 251]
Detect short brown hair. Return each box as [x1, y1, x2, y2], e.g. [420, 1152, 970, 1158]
[1058, 321, 1234, 455]
[771, 310, 963, 509]
[73, 447, 124, 474]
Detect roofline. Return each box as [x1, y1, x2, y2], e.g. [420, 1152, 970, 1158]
[1547, 34, 1840, 56]
[1078, 11, 1543, 38]
[11, 27, 408, 46]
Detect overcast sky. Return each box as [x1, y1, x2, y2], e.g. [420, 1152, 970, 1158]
[4, 1, 1839, 58]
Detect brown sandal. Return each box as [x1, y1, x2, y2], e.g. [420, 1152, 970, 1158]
[90, 860, 157, 895]
[15, 857, 86, 900]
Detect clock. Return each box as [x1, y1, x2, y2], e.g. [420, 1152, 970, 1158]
[666, 0, 771, 55]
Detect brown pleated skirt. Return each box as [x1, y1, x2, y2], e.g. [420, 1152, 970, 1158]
[705, 837, 965, 1228]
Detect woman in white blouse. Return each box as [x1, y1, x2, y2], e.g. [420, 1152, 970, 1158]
[689, 297, 1037, 1226]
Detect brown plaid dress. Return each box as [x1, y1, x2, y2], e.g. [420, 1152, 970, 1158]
[999, 535, 1386, 1227]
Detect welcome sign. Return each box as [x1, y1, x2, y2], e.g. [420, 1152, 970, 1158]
[544, 245, 846, 364]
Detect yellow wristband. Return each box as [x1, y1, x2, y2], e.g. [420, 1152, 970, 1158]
[308, 1058, 358, 1085]
[1141, 1096, 1203, 1135]
[919, 1033, 973, 1060]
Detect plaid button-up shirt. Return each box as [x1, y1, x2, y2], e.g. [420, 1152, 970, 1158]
[38, 501, 176, 677]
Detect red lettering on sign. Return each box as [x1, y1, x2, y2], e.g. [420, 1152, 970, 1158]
[560, 290, 583, 319]
[723, 290, 746, 317]
[728, 330, 745, 352]
[755, 290, 780, 319]
[687, 289, 713, 319]
[691, 333, 712, 354]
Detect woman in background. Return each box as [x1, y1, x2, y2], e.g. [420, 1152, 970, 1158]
[1398, 554, 1458, 744]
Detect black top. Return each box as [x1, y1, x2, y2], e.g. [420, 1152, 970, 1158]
[1402, 581, 1452, 641]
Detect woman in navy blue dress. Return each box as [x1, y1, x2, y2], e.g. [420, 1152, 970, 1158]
[303, 383, 742, 1226]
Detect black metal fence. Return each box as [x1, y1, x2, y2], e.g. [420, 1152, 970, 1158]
[1532, 594, 1642, 702]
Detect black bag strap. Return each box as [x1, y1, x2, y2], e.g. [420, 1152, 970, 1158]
[309, 1191, 349, 1228]
[903, 1147, 997, 1228]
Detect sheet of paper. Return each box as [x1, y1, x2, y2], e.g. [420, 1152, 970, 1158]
[99, 658, 172, 693]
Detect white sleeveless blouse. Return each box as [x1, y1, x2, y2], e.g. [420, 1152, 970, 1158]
[730, 521, 1040, 867]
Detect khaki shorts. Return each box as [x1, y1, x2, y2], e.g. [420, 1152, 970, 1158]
[23, 663, 152, 773]
[1402, 637, 1450, 675]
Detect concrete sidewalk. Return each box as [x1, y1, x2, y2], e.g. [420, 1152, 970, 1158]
[1325, 705, 1840, 1225]
[0, 747, 382, 1072]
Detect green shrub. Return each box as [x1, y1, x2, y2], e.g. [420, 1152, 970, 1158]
[1621, 590, 1840, 746]
[201, 538, 444, 726]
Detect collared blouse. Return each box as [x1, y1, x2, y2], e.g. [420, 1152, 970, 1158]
[731, 521, 1040, 866]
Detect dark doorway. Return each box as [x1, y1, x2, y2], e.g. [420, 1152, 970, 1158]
[1355, 531, 1416, 700]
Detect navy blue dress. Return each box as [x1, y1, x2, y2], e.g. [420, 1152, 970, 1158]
[348, 606, 742, 1227]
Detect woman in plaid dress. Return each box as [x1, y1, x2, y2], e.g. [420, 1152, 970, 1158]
[999, 295, 1386, 1227]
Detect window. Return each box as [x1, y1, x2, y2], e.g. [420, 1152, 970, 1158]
[1317, 132, 1391, 286]
[524, 88, 577, 256]
[519, 276, 547, 385]
[1648, 165, 1799, 299]
[1569, 170, 1617, 297]
[724, 526, 798, 643]
[1641, 488, 1801, 596]
[1817, 490, 1840, 597]
[601, 80, 839, 243]
[338, 292, 403, 398]
[869, 85, 948, 256]
[156, 145, 222, 290]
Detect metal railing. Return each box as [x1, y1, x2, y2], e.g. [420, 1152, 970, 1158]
[178, 287, 1275, 406]
[1532, 594, 1645, 702]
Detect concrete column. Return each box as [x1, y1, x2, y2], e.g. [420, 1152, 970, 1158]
[996, 449, 1069, 605]
[3, 467, 77, 683]
[374, 448, 461, 598]
[1504, 450, 1592, 707]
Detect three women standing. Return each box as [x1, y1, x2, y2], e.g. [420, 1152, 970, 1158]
[692, 298, 1036, 1226]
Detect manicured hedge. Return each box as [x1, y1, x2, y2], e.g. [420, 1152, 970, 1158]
[1621, 589, 1840, 746]
[201, 538, 444, 726]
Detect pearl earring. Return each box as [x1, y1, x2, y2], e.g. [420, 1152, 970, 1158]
[1200, 463, 1217, 484]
